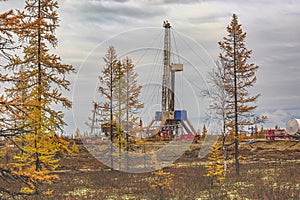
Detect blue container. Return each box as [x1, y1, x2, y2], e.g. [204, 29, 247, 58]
[155, 111, 162, 121]
[174, 110, 187, 120]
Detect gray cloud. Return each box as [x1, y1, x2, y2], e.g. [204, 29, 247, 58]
[162, 0, 204, 4]
[1, 0, 300, 134]
[61, 0, 167, 25]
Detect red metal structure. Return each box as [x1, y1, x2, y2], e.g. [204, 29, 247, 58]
[180, 134, 195, 141]
[264, 129, 292, 140]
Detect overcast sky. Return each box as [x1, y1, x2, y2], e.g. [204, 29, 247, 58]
[1, 0, 300, 135]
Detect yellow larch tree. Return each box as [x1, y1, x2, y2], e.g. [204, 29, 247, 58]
[3, 0, 74, 195]
[205, 141, 225, 186]
[259, 126, 265, 138]
[0, 9, 24, 129]
[218, 14, 266, 175]
[96, 46, 143, 136]
[72, 141, 79, 154]
[149, 153, 174, 200]
[151, 167, 174, 200]
[0, 8, 37, 198]
[86, 46, 143, 169]
[202, 124, 207, 138]
[0, 10, 21, 61]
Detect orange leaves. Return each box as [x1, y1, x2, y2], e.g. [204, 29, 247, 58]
[216, 14, 263, 132]
[0, 0, 74, 196]
[0, 10, 20, 37]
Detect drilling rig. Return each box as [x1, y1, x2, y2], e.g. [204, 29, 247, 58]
[147, 21, 196, 140]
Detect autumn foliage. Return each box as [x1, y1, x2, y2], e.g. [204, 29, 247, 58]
[205, 141, 225, 185]
[1, 0, 74, 196]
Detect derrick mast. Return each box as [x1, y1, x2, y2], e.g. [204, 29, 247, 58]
[162, 20, 172, 114]
[147, 20, 195, 140]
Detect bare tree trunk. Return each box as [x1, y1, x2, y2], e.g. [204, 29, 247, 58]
[233, 27, 240, 175]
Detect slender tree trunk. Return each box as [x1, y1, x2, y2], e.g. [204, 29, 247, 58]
[118, 64, 121, 170]
[222, 128, 228, 175]
[35, 0, 42, 172]
[126, 64, 129, 171]
[233, 27, 240, 175]
[110, 61, 114, 170]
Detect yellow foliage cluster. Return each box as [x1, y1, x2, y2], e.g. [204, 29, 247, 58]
[134, 139, 149, 146]
[205, 141, 225, 183]
[0, 151, 4, 158]
[149, 153, 174, 198]
[11, 133, 62, 191]
[0, 0, 74, 196]
[42, 189, 54, 196]
[72, 141, 79, 154]
[20, 187, 35, 194]
[151, 168, 174, 191]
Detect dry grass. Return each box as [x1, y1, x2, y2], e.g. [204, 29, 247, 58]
[1, 140, 299, 199]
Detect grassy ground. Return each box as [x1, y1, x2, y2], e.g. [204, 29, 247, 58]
[1, 140, 299, 199]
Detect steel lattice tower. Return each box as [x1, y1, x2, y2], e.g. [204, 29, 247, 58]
[162, 20, 172, 114]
